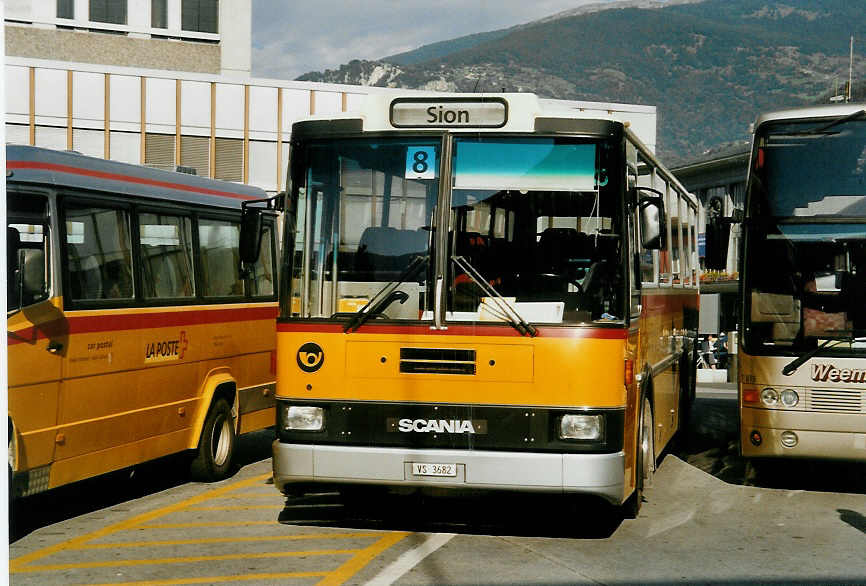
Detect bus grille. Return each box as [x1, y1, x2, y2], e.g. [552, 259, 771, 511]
[400, 348, 476, 375]
[806, 389, 864, 413]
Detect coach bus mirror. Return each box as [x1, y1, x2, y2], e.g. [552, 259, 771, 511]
[239, 208, 263, 265]
[638, 196, 665, 250]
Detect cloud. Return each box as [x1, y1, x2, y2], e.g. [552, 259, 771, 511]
[251, 0, 612, 80]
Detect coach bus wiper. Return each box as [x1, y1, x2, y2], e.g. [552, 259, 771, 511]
[343, 255, 428, 333]
[451, 256, 537, 337]
[782, 329, 866, 376]
[776, 109, 866, 136]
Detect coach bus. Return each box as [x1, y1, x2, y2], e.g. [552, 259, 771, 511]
[244, 93, 699, 515]
[7, 145, 279, 498]
[739, 104, 866, 463]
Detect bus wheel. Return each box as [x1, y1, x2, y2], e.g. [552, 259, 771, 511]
[624, 396, 655, 518]
[190, 398, 236, 482]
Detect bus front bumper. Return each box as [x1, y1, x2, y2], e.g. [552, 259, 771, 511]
[741, 407, 866, 461]
[272, 441, 626, 505]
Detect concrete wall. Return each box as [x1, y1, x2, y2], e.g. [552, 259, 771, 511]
[6, 25, 221, 74]
[4, 0, 250, 77]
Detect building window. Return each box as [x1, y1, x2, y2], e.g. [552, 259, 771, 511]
[151, 0, 167, 28]
[57, 0, 74, 19]
[90, 0, 127, 25]
[182, 0, 218, 34]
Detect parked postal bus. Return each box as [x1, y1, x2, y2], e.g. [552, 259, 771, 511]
[7, 145, 279, 498]
[739, 104, 866, 462]
[242, 94, 699, 515]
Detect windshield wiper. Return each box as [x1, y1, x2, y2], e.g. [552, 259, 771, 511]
[343, 255, 428, 333]
[782, 329, 866, 376]
[774, 109, 866, 137]
[451, 255, 537, 337]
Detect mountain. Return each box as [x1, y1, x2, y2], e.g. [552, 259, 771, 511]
[297, 0, 866, 164]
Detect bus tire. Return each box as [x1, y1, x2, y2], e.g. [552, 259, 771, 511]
[190, 398, 236, 482]
[624, 395, 655, 518]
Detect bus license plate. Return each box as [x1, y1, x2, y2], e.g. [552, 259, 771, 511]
[411, 463, 456, 477]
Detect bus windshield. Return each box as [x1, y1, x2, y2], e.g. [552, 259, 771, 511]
[754, 118, 866, 217]
[447, 137, 625, 324]
[744, 222, 866, 354]
[7, 191, 50, 313]
[744, 117, 866, 354]
[288, 135, 624, 325]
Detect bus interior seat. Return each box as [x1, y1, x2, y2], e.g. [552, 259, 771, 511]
[355, 226, 428, 279]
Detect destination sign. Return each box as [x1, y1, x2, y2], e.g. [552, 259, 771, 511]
[390, 98, 508, 128]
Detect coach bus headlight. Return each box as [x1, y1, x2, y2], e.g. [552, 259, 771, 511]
[780, 389, 799, 408]
[559, 414, 603, 441]
[760, 387, 779, 407]
[283, 406, 324, 431]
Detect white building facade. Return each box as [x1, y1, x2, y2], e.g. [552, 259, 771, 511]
[4, 1, 658, 194]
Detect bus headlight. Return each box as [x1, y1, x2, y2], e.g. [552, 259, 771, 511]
[780, 389, 799, 407]
[282, 406, 324, 431]
[760, 388, 779, 407]
[559, 414, 603, 440]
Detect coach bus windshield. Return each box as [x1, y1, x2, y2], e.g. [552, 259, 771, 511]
[743, 117, 866, 355]
[448, 137, 625, 325]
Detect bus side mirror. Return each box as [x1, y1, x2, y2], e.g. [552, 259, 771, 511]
[8, 227, 21, 275]
[637, 193, 666, 250]
[239, 207, 263, 266]
[7, 227, 22, 311]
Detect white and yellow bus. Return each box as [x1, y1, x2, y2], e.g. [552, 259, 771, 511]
[739, 104, 866, 462]
[246, 94, 700, 515]
[7, 145, 279, 498]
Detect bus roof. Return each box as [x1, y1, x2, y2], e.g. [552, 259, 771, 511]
[294, 93, 657, 147]
[6, 144, 268, 209]
[753, 102, 866, 130]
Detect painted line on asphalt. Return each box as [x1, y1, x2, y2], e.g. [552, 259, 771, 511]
[79, 532, 387, 549]
[136, 520, 277, 529]
[90, 570, 329, 585]
[16, 547, 361, 572]
[183, 504, 285, 511]
[366, 533, 456, 585]
[10, 473, 272, 572]
[317, 532, 410, 586]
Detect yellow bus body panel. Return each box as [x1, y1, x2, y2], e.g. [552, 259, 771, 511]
[277, 330, 627, 408]
[7, 299, 276, 490]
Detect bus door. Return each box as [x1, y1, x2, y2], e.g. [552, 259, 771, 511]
[7, 190, 64, 491]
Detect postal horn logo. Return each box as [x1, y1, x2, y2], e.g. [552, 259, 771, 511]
[297, 342, 324, 373]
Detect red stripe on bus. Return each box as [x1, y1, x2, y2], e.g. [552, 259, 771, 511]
[7, 161, 261, 201]
[7, 306, 277, 345]
[276, 322, 627, 339]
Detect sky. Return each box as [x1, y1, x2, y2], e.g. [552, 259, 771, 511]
[251, 1, 616, 80]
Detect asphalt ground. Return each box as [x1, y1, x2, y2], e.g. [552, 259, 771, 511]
[9, 385, 866, 585]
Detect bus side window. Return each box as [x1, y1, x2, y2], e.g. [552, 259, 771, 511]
[139, 212, 195, 299]
[249, 224, 275, 297]
[198, 218, 244, 297]
[65, 204, 135, 302]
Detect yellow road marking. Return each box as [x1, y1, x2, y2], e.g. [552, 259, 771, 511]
[316, 532, 409, 586]
[88, 570, 329, 585]
[184, 504, 284, 511]
[224, 492, 285, 499]
[12, 471, 411, 586]
[80, 532, 386, 549]
[10, 473, 271, 571]
[137, 521, 278, 529]
[17, 548, 360, 572]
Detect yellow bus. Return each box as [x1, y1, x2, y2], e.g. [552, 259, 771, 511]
[7, 145, 279, 498]
[739, 104, 866, 463]
[246, 94, 699, 515]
